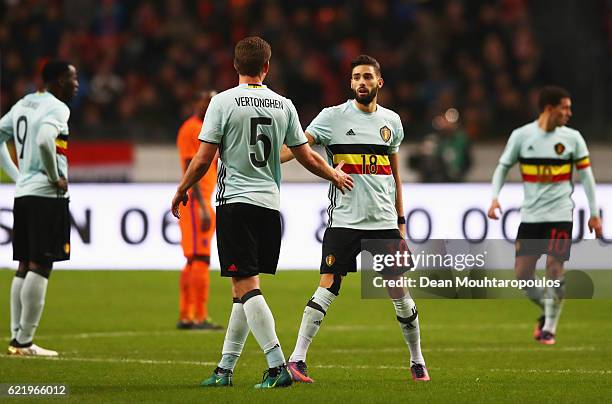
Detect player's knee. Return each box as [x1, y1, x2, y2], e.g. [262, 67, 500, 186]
[16, 262, 28, 278]
[240, 288, 262, 304]
[29, 262, 53, 279]
[326, 274, 343, 296]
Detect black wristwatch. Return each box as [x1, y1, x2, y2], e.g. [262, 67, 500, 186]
[397, 216, 406, 225]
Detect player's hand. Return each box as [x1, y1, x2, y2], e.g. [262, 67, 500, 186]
[588, 216, 603, 238]
[171, 190, 189, 219]
[54, 177, 68, 193]
[398, 223, 406, 239]
[199, 207, 212, 231]
[332, 161, 354, 194]
[487, 199, 502, 220]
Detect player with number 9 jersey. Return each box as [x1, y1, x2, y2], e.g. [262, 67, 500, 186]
[0, 61, 78, 358]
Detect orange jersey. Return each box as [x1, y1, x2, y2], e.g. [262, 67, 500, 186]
[177, 115, 217, 258]
[177, 115, 217, 197]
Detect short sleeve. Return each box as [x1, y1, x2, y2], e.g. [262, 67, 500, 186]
[499, 130, 521, 167]
[574, 132, 589, 160]
[305, 108, 334, 146]
[389, 117, 404, 154]
[574, 132, 591, 169]
[199, 96, 223, 144]
[41, 105, 70, 134]
[284, 100, 308, 147]
[0, 106, 14, 142]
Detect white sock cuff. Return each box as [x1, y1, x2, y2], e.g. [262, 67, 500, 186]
[392, 295, 416, 318]
[312, 287, 336, 311]
[25, 271, 48, 283]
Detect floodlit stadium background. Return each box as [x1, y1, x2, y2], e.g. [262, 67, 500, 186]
[1, 0, 611, 268]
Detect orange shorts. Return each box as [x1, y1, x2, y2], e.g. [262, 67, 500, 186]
[178, 198, 216, 259]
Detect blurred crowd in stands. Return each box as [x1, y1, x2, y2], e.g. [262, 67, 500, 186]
[1, 0, 611, 143]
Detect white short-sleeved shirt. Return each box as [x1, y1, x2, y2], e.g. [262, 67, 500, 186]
[0, 92, 70, 198]
[199, 83, 307, 211]
[499, 120, 591, 222]
[307, 100, 404, 230]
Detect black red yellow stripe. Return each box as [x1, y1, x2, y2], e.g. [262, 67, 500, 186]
[518, 157, 571, 183]
[575, 156, 590, 170]
[328, 144, 391, 175]
[55, 134, 68, 156]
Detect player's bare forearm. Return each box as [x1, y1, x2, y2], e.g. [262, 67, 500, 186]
[390, 153, 404, 217]
[181, 159, 204, 207]
[293, 144, 334, 181]
[391, 153, 406, 237]
[173, 142, 217, 218]
[280, 145, 295, 163]
[292, 143, 354, 193]
[282, 133, 316, 164]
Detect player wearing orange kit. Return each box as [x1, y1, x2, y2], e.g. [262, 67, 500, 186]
[176, 91, 222, 330]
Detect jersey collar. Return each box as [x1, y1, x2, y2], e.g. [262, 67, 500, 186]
[239, 83, 267, 89]
[349, 99, 378, 116]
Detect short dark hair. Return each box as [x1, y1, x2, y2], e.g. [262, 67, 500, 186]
[350, 54, 381, 76]
[538, 86, 570, 111]
[234, 37, 272, 77]
[41, 60, 71, 84]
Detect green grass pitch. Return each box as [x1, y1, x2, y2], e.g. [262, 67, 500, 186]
[0, 269, 611, 403]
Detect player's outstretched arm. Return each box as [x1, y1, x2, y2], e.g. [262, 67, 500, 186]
[172, 141, 218, 218]
[577, 161, 603, 238]
[488, 163, 511, 220]
[281, 133, 316, 163]
[390, 153, 406, 237]
[291, 143, 354, 194]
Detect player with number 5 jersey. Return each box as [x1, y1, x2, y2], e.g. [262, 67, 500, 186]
[171, 36, 353, 389]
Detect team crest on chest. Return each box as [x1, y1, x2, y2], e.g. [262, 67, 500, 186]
[554, 142, 565, 155]
[380, 126, 392, 143]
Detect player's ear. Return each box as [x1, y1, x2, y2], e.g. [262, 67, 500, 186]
[378, 76, 384, 89]
[261, 61, 270, 76]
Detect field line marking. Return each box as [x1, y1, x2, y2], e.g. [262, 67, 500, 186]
[2, 356, 610, 376]
[330, 346, 599, 353]
[2, 355, 216, 367]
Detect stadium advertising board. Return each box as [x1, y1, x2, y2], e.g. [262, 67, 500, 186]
[0, 183, 610, 270]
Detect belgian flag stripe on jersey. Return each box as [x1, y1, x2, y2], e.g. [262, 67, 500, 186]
[521, 173, 571, 183]
[55, 136, 68, 156]
[332, 153, 390, 166]
[520, 163, 571, 176]
[327, 143, 390, 156]
[332, 153, 391, 175]
[518, 157, 571, 165]
[575, 156, 590, 169]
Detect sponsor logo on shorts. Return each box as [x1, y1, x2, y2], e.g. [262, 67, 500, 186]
[63, 243, 70, 254]
[325, 254, 335, 267]
[228, 264, 238, 272]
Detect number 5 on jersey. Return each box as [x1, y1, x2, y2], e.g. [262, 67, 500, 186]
[250, 117, 272, 167]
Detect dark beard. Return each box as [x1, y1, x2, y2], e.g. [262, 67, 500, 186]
[354, 87, 377, 105]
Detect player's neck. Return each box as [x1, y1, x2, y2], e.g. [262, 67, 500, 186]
[537, 114, 556, 133]
[238, 75, 264, 86]
[353, 99, 377, 113]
